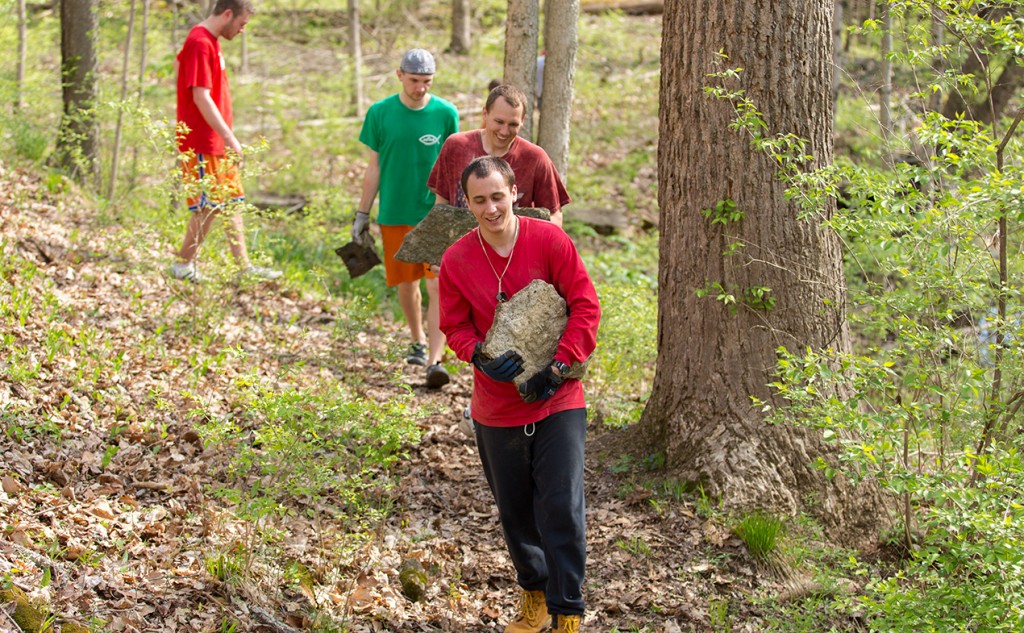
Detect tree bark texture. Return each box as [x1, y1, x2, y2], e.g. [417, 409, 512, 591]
[536, 0, 578, 177]
[57, 0, 99, 184]
[503, 0, 539, 140]
[449, 0, 471, 54]
[639, 0, 885, 545]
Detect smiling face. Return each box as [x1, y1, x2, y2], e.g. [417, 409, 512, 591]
[397, 70, 434, 106]
[465, 170, 518, 245]
[482, 97, 524, 155]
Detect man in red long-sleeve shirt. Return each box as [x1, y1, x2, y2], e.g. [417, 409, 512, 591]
[439, 156, 600, 633]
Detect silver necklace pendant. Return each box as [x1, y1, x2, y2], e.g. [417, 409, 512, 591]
[496, 291, 508, 304]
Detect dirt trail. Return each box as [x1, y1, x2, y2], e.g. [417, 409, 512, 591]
[0, 162, 762, 632]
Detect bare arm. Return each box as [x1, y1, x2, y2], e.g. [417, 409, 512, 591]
[192, 86, 241, 154]
[358, 150, 380, 215]
[549, 208, 563, 228]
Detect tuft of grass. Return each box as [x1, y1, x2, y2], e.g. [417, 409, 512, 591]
[735, 511, 786, 560]
[614, 535, 651, 558]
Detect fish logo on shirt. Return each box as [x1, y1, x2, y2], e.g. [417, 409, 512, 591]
[419, 134, 441, 146]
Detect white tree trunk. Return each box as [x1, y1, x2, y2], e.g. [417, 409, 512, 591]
[536, 0, 578, 177]
[503, 0, 539, 140]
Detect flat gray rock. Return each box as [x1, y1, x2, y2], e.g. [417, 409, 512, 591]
[482, 279, 588, 388]
[395, 204, 551, 267]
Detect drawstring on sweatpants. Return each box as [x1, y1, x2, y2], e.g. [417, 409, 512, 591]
[524, 423, 536, 437]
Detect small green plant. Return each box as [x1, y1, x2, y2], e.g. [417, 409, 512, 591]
[709, 596, 732, 632]
[702, 198, 745, 225]
[614, 535, 651, 558]
[205, 551, 245, 584]
[735, 511, 785, 560]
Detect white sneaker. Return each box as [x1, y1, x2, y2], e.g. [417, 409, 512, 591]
[170, 261, 201, 283]
[244, 265, 283, 280]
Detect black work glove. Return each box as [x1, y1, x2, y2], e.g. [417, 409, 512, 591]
[472, 343, 525, 382]
[518, 366, 564, 403]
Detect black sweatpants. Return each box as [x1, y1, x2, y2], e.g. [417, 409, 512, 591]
[474, 408, 587, 616]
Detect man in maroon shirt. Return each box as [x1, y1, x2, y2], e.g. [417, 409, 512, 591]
[171, 0, 280, 282]
[439, 156, 599, 633]
[427, 84, 570, 227]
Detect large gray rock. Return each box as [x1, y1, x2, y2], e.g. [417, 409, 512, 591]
[482, 279, 589, 388]
[395, 204, 551, 267]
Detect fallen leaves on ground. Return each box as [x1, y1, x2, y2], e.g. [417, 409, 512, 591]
[0, 161, 769, 631]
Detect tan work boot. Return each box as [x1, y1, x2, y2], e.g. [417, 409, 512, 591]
[504, 589, 550, 633]
[552, 614, 581, 632]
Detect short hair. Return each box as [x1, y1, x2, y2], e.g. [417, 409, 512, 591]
[213, 0, 255, 16]
[485, 84, 528, 114]
[460, 156, 516, 198]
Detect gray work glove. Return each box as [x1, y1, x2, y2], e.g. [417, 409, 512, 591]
[352, 211, 370, 241]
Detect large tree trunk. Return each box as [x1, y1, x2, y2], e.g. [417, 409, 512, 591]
[55, 0, 99, 184]
[449, 0, 471, 55]
[536, 0, 578, 177]
[503, 0, 539, 140]
[637, 0, 885, 546]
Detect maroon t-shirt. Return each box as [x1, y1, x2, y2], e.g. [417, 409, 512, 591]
[427, 130, 571, 212]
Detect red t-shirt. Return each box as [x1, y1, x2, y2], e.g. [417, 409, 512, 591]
[427, 130, 571, 212]
[176, 25, 232, 154]
[439, 217, 600, 427]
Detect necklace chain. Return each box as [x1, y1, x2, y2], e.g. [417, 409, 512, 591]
[478, 216, 520, 304]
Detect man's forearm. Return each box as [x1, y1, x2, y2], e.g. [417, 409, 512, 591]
[358, 154, 381, 214]
[193, 87, 240, 153]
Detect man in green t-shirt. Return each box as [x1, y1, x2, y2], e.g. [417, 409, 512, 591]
[352, 49, 459, 389]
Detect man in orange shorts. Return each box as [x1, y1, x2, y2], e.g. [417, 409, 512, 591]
[171, 0, 280, 283]
[352, 49, 459, 388]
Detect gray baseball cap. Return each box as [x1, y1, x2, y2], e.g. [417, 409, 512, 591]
[400, 48, 436, 75]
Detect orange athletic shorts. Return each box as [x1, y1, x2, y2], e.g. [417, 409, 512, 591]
[380, 224, 436, 287]
[180, 152, 245, 212]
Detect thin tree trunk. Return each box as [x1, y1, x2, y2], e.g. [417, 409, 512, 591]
[56, 0, 99, 184]
[172, 0, 179, 53]
[979, 62, 1024, 126]
[16, 0, 27, 112]
[638, 0, 885, 546]
[130, 0, 151, 185]
[109, 0, 138, 200]
[504, 0, 539, 140]
[449, 0, 471, 54]
[880, 1, 893, 145]
[928, 6, 944, 112]
[536, 0, 578, 177]
[348, 0, 364, 117]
